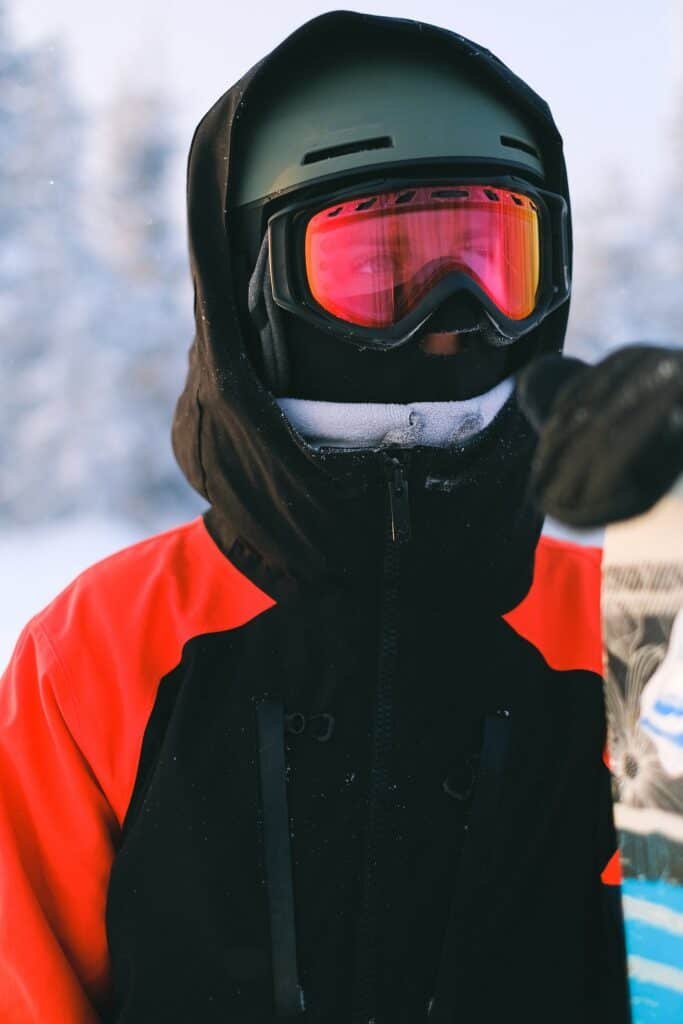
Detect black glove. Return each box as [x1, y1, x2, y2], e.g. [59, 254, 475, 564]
[517, 345, 683, 527]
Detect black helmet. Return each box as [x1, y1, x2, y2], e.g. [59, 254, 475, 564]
[235, 43, 546, 214]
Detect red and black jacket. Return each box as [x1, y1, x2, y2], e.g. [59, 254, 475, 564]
[1, 517, 626, 1023]
[0, 12, 629, 1024]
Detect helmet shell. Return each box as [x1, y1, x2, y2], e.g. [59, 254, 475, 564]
[234, 46, 545, 209]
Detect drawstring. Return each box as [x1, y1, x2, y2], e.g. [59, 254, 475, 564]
[253, 586, 350, 1014]
[428, 707, 512, 1022]
[247, 233, 291, 393]
[256, 698, 306, 1016]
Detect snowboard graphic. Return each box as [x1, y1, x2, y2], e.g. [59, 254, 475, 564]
[602, 475, 683, 1023]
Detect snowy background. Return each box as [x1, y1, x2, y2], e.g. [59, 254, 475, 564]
[1, 0, 682, 667]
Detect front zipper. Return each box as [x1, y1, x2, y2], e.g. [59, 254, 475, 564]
[384, 454, 412, 545]
[351, 453, 412, 1024]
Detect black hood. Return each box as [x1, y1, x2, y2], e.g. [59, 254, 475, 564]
[172, 11, 572, 608]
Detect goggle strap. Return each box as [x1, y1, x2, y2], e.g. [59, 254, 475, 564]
[248, 232, 291, 393]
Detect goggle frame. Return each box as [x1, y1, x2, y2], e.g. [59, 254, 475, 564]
[267, 173, 571, 349]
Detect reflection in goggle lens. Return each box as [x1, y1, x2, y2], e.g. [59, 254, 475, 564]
[305, 185, 540, 327]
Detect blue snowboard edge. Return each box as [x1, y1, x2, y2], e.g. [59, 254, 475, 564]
[622, 878, 683, 1023]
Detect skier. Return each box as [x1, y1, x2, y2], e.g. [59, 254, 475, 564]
[0, 12, 630, 1023]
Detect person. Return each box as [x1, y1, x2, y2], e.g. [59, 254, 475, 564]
[0, 11, 630, 1023]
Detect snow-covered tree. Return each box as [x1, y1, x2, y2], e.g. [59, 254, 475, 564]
[566, 77, 683, 362]
[0, 7, 94, 521]
[81, 87, 197, 523]
[0, 4, 199, 527]
[90, 92, 179, 279]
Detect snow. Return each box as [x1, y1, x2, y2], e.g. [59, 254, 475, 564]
[0, 517, 144, 670]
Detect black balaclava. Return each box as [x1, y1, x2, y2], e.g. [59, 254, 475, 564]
[246, 234, 518, 401]
[280, 306, 513, 403]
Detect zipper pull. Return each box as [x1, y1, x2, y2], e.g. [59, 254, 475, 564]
[383, 455, 411, 544]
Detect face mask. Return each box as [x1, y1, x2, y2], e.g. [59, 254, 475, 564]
[248, 232, 514, 402]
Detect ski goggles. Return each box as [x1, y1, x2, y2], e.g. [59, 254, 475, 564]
[267, 175, 571, 349]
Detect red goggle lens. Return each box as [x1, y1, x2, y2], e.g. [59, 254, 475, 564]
[304, 185, 541, 328]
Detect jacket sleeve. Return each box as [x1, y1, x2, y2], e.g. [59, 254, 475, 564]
[0, 621, 118, 1022]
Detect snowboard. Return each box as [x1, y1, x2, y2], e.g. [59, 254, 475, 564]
[602, 473, 683, 1022]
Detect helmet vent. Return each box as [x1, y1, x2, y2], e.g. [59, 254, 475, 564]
[500, 134, 540, 160]
[301, 135, 394, 166]
[431, 189, 469, 199]
[395, 190, 417, 205]
[484, 189, 500, 201]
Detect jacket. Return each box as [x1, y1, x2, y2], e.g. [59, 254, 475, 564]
[0, 11, 630, 1024]
[0, 520, 628, 1023]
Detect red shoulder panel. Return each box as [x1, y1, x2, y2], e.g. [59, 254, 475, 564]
[0, 517, 274, 1022]
[504, 534, 603, 675]
[505, 538, 618, 876]
[37, 516, 274, 825]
